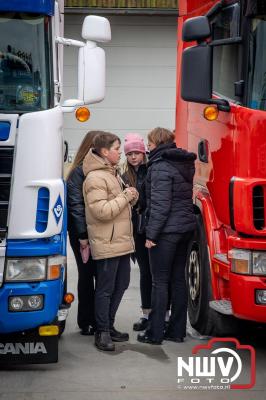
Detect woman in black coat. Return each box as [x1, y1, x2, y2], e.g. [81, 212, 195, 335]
[137, 127, 196, 345]
[67, 131, 100, 335]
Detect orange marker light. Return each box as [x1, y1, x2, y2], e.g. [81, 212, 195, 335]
[204, 106, 219, 121]
[47, 264, 61, 280]
[76, 107, 90, 122]
[64, 292, 75, 304]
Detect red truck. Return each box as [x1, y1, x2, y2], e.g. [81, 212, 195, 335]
[176, 0, 266, 335]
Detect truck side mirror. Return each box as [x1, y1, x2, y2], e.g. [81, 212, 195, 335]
[181, 16, 230, 111]
[82, 15, 111, 43]
[182, 16, 210, 42]
[181, 16, 212, 103]
[78, 43, 106, 104]
[77, 16, 111, 105]
[181, 44, 212, 103]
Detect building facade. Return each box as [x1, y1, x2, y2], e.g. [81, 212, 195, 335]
[63, 1, 178, 159]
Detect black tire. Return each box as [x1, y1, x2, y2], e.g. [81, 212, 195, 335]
[186, 213, 239, 336]
[186, 214, 214, 335]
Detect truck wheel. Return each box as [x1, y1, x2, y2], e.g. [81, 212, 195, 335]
[187, 214, 238, 336]
[186, 214, 214, 335]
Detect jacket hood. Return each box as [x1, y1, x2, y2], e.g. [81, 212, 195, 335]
[83, 149, 115, 177]
[148, 143, 196, 163]
[148, 142, 197, 183]
[162, 144, 197, 162]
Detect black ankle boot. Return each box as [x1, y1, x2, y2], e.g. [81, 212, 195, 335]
[95, 331, 115, 351]
[80, 326, 95, 336]
[137, 332, 162, 345]
[110, 327, 129, 342]
[133, 317, 148, 331]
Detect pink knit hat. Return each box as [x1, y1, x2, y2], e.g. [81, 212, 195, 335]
[124, 133, 146, 155]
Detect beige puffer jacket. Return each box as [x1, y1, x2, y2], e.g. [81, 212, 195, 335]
[83, 149, 135, 260]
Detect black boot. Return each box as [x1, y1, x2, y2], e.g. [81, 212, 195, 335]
[110, 327, 129, 342]
[95, 331, 115, 351]
[80, 326, 95, 336]
[133, 317, 148, 331]
[137, 331, 162, 345]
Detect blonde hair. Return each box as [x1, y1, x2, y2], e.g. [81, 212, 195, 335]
[124, 154, 147, 187]
[148, 127, 175, 147]
[67, 130, 102, 178]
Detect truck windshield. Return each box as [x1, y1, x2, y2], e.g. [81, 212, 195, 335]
[248, 16, 266, 111]
[0, 12, 52, 113]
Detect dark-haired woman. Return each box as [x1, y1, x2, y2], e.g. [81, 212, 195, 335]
[67, 131, 100, 336]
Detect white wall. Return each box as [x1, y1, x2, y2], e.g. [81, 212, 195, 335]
[63, 14, 177, 158]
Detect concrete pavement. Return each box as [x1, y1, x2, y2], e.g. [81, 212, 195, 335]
[0, 242, 266, 399]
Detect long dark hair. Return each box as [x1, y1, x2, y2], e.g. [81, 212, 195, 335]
[67, 130, 102, 179]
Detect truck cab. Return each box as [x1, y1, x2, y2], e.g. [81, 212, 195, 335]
[176, 0, 266, 335]
[0, 0, 111, 363]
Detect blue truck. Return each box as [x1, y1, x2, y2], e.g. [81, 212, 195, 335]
[0, 0, 111, 364]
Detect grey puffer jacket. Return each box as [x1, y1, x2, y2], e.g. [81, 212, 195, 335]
[145, 143, 196, 241]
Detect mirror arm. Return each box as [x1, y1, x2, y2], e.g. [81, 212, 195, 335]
[55, 36, 85, 48]
[209, 98, 231, 112]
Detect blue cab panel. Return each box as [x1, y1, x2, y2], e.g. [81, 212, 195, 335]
[0, 122, 10, 141]
[7, 235, 64, 257]
[0, 280, 61, 334]
[0, 0, 54, 16]
[7, 191, 67, 256]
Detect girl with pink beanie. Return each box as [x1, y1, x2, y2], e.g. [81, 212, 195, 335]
[122, 133, 152, 331]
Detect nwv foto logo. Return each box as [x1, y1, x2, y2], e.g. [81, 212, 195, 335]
[177, 338, 256, 390]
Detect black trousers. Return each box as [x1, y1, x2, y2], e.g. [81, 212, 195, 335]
[69, 233, 96, 330]
[95, 255, 130, 332]
[135, 233, 152, 310]
[147, 232, 192, 342]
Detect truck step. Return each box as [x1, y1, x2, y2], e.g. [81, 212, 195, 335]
[209, 300, 233, 315]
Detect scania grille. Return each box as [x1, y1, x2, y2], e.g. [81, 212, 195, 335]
[253, 185, 265, 230]
[0, 147, 14, 238]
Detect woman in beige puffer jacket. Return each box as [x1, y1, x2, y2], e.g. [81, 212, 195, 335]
[83, 148, 135, 260]
[82, 132, 138, 351]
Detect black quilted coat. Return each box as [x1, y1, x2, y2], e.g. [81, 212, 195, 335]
[67, 165, 88, 239]
[145, 143, 196, 241]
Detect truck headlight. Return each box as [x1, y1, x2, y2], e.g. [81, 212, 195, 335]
[9, 297, 24, 311]
[9, 295, 44, 311]
[252, 252, 266, 275]
[229, 249, 266, 276]
[5, 258, 46, 282]
[255, 290, 266, 304]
